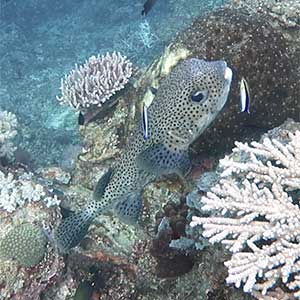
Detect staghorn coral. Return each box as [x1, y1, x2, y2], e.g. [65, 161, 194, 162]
[57, 52, 133, 110]
[0, 223, 47, 267]
[0, 110, 17, 160]
[191, 125, 300, 299]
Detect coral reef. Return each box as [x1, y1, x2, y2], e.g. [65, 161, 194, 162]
[191, 119, 300, 299]
[68, 249, 138, 300]
[0, 110, 17, 161]
[57, 52, 133, 110]
[128, 239, 251, 300]
[39, 3, 299, 298]
[0, 223, 47, 267]
[1, 2, 298, 299]
[0, 165, 64, 299]
[0, 169, 60, 212]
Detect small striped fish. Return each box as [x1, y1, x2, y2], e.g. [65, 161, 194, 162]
[240, 77, 250, 113]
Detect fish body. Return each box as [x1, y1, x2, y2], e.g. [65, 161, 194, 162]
[240, 77, 250, 113]
[54, 58, 233, 252]
[141, 0, 157, 16]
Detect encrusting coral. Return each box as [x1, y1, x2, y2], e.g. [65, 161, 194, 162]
[191, 124, 300, 299]
[57, 52, 133, 110]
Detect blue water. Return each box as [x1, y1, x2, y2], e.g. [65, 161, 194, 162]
[0, 0, 225, 167]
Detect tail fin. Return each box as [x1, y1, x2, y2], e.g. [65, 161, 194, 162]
[54, 168, 113, 252]
[54, 204, 97, 253]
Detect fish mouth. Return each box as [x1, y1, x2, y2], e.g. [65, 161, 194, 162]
[214, 62, 232, 111]
[224, 66, 233, 82]
[222, 63, 233, 96]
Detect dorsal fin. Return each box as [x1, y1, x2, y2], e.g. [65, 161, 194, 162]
[136, 143, 191, 177]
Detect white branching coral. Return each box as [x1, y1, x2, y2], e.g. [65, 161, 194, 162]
[191, 130, 300, 299]
[0, 170, 60, 212]
[0, 110, 17, 159]
[57, 52, 133, 110]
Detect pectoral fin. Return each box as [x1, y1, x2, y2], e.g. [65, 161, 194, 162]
[114, 192, 142, 225]
[136, 143, 191, 177]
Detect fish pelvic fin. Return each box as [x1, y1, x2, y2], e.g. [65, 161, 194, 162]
[136, 143, 191, 177]
[113, 192, 142, 225]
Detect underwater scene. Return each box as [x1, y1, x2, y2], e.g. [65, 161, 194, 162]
[0, 0, 300, 299]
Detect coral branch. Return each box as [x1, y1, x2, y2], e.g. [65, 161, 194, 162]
[191, 128, 300, 299]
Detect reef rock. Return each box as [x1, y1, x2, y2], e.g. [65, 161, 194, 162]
[0, 169, 64, 300]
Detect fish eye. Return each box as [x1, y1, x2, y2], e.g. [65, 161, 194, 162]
[191, 90, 207, 102]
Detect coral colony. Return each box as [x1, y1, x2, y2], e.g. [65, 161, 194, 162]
[57, 52, 133, 110]
[191, 129, 300, 299]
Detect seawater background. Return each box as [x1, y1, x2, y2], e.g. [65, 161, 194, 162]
[0, 0, 226, 167]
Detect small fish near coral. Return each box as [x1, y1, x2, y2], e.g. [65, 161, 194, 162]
[78, 111, 85, 126]
[240, 77, 250, 113]
[54, 58, 233, 252]
[141, 102, 150, 139]
[141, 0, 158, 16]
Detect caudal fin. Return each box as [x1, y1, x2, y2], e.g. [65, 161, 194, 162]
[54, 207, 96, 253]
[54, 168, 113, 252]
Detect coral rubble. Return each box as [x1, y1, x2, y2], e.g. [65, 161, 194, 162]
[0, 170, 60, 212]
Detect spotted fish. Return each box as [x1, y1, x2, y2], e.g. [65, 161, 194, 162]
[54, 58, 233, 252]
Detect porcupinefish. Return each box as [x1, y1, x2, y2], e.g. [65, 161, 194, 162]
[54, 58, 233, 252]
